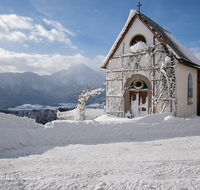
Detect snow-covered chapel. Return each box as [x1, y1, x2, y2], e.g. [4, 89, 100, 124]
[101, 10, 200, 118]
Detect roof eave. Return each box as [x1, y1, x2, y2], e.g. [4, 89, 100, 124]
[178, 59, 200, 70]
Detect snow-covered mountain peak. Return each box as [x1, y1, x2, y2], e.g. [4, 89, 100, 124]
[50, 63, 105, 86]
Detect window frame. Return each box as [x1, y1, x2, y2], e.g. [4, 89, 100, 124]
[130, 35, 146, 47]
[188, 73, 193, 105]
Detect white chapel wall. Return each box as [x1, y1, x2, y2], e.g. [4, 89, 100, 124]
[176, 62, 197, 117]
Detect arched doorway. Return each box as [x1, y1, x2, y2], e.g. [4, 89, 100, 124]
[124, 74, 152, 117]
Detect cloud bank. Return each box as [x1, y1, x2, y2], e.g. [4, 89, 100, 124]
[0, 48, 105, 75]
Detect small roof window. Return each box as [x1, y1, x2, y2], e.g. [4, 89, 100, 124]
[130, 35, 146, 46]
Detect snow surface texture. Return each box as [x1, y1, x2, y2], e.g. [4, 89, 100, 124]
[0, 112, 200, 150]
[0, 113, 200, 189]
[57, 109, 104, 120]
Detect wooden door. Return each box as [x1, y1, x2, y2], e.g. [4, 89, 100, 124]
[130, 91, 148, 117]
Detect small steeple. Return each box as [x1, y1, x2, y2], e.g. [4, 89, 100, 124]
[137, 2, 142, 12]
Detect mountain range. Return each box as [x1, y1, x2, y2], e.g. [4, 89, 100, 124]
[0, 64, 106, 109]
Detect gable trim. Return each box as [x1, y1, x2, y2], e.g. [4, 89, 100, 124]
[101, 14, 138, 69]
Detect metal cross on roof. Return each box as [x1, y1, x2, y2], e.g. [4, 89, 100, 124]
[137, 2, 142, 12]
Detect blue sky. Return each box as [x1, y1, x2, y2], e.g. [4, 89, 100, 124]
[0, 0, 199, 75]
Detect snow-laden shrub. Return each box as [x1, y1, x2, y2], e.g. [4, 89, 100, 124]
[165, 56, 171, 64]
[74, 86, 105, 121]
[130, 41, 148, 53]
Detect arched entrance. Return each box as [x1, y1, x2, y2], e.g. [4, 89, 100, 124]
[124, 74, 152, 117]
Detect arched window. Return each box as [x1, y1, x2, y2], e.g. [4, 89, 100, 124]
[130, 35, 146, 47]
[188, 73, 193, 105]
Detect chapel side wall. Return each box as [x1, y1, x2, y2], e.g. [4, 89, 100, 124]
[176, 62, 197, 117]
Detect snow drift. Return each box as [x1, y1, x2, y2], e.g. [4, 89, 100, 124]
[0, 112, 200, 150]
[130, 41, 148, 53]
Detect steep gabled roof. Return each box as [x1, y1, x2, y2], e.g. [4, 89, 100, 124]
[101, 10, 200, 69]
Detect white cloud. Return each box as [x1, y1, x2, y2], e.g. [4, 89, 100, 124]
[23, 44, 29, 48]
[0, 14, 76, 48]
[0, 20, 9, 35]
[189, 40, 200, 46]
[95, 55, 105, 63]
[0, 48, 104, 75]
[189, 47, 200, 60]
[32, 24, 73, 46]
[0, 14, 33, 30]
[43, 18, 75, 36]
[77, 30, 83, 34]
[5, 31, 27, 42]
[0, 18, 27, 42]
[28, 34, 42, 43]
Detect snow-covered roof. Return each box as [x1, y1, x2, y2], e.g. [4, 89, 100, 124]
[165, 31, 200, 66]
[101, 10, 200, 69]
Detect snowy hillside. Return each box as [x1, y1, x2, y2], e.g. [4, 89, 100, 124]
[0, 112, 200, 189]
[50, 63, 105, 86]
[0, 64, 105, 109]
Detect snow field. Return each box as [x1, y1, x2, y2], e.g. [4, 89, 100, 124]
[0, 112, 200, 150]
[1, 137, 200, 189]
[0, 112, 200, 189]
